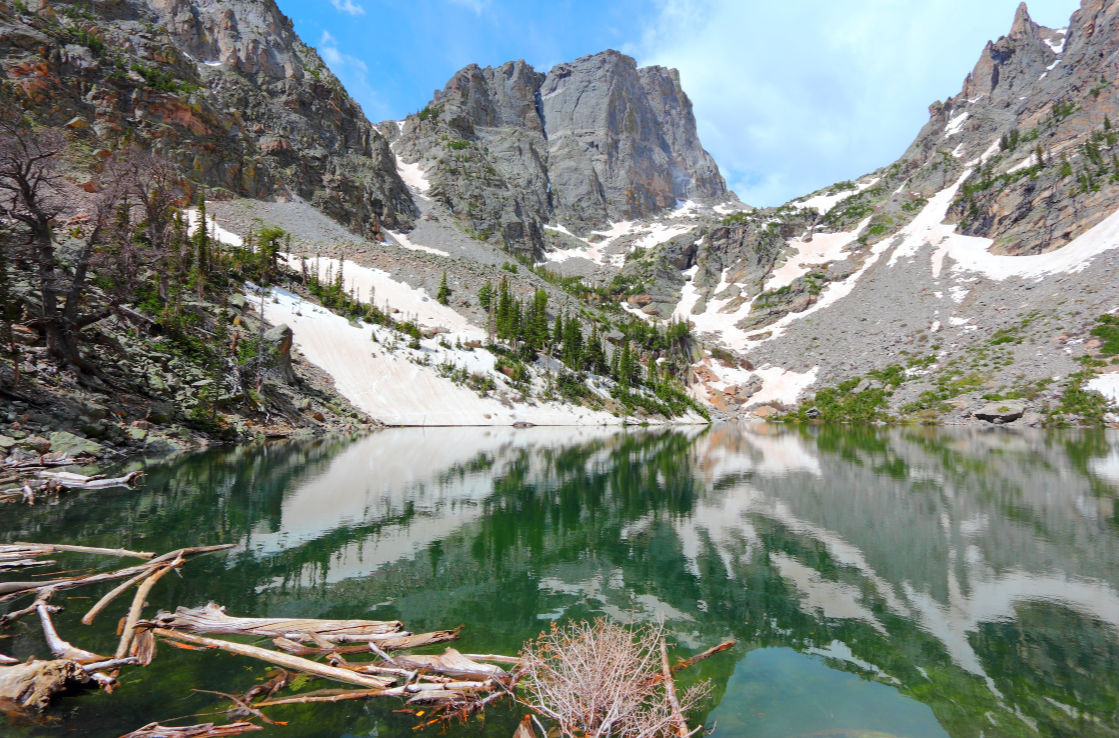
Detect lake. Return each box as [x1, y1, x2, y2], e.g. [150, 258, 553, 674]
[2, 424, 1117, 737]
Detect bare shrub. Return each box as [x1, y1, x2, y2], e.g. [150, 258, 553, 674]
[517, 618, 711, 738]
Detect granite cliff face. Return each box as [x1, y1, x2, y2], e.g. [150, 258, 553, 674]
[0, 0, 416, 236]
[390, 50, 731, 257]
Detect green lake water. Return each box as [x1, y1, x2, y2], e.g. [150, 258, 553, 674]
[2, 424, 1118, 737]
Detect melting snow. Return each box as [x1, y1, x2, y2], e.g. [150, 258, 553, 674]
[385, 229, 448, 256]
[944, 111, 969, 137]
[1086, 374, 1119, 405]
[1045, 36, 1066, 55]
[765, 220, 867, 292]
[396, 158, 430, 193]
[747, 366, 819, 406]
[796, 178, 880, 214]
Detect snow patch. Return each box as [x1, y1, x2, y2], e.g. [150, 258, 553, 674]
[385, 229, 448, 257]
[796, 178, 880, 214]
[944, 112, 969, 137]
[1045, 36, 1066, 54]
[184, 210, 243, 247]
[765, 220, 867, 292]
[396, 158, 430, 193]
[1086, 374, 1119, 405]
[748, 366, 819, 406]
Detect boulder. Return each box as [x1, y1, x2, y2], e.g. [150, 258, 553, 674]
[974, 400, 1026, 424]
[47, 431, 106, 458]
[263, 324, 297, 383]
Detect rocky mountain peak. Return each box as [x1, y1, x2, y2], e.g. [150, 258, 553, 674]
[1009, 2, 1035, 38]
[391, 49, 732, 257]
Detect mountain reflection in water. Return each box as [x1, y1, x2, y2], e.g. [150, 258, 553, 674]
[3, 424, 1117, 737]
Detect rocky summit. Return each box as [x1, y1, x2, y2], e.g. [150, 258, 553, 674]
[387, 49, 733, 257]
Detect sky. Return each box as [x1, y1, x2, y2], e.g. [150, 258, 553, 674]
[277, 0, 1081, 207]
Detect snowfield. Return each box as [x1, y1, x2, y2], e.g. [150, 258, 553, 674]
[187, 208, 703, 426]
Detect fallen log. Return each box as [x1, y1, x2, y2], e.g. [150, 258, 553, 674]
[35, 470, 143, 491]
[148, 628, 394, 690]
[0, 658, 90, 711]
[4, 543, 154, 560]
[121, 721, 262, 737]
[150, 602, 404, 642]
[390, 648, 508, 680]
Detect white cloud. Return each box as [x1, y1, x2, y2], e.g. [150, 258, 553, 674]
[635, 0, 1079, 206]
[330, 0, 365, 16]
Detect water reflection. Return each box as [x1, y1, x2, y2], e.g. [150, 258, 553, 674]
[3, 425, 1118, 737]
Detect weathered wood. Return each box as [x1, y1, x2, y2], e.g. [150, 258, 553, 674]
[659, 638, 690, 738]
[6, 542, 155, 559]
[121, 721, 263, 737]
[36, 601, 103, 664]
[149, 628, 394, 689]
[0, 544, 235, 601]
[390, 648, 508, 680]
[82, 568, 159, 625]
[151, 602, 404, 642]
[36, 470, 143, 490]
[270, 627, 459, 657]
[0, 658, 89, 711]
[115, 562, 178, 660]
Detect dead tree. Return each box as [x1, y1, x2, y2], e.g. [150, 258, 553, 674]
[0, 110, 125, 369]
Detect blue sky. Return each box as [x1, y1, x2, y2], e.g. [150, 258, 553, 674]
[277, 0, 1081, 207]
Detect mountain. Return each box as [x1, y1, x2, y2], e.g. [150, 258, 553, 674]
[386, 50, 734, 258]
[0, 0, 415, 237]
[640, 0, 1119, 425]
[4, 0, 1119, 440]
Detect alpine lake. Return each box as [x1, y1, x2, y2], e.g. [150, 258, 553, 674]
[3, 424, 1118, 738]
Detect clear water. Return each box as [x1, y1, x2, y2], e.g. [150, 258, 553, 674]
[2, 424, 1118, 737]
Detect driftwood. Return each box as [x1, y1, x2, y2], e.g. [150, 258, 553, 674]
[36, 470, 143, 490]
[390, 648, 508, 680]
[0, 659, 90, 711]
[0, 464, 142, 503]
[1, 541, 736, 736]
[116, 562, 180, 660]
[1, 542, 154, 560]
[0, 544, 235, 601]
[149, 602, 404, 642]
[270, 626, 459, 656]
[121, 721, 263, 737]
[149, 629, 394, 689]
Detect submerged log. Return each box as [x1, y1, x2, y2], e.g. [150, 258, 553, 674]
[0, 659, 90, 711]
[150, 602, 404, 642]
[35, 470, 143, 490]
[121, 721, 263, 737]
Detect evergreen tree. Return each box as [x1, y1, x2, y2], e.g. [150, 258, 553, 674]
[584, 323, 606, 374]
[562, 314, 583, 369]
[477, 281, 495, 311]
[528, 289, 549, 348]
[437, 271, 451, 305]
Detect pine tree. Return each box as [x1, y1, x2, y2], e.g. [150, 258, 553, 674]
[562, 314, 583, 369]
[528, 289, 549, 349]
[437, 271, 451, 305]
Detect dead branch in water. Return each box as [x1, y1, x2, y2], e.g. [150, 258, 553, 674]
[148, 602, 404, 642]
[121, 721, 263, 737]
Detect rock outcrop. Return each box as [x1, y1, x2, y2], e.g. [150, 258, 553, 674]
[0, 0, 416, 237]
[390, 50, 732, 257]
